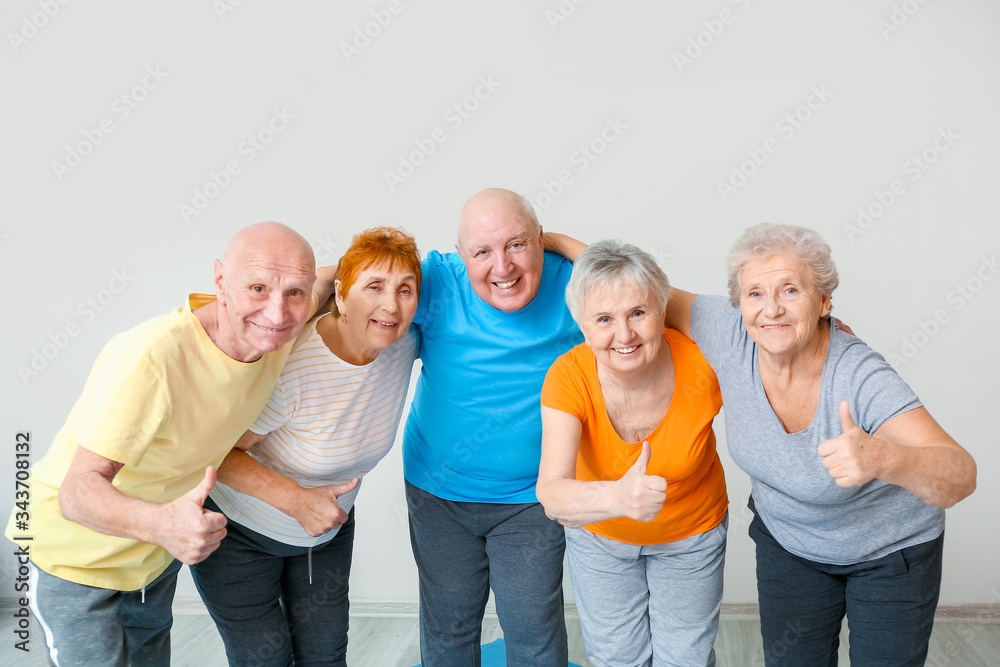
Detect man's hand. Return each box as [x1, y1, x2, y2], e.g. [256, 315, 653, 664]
[290, 478, 360, 537]
[615, 441, 667, 522]
[156, 467, 229, 565]
[819, 401, 883, 487]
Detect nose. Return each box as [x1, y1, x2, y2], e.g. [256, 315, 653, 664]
[615, 318, 633, 342]
[262, 294, 289, 325]
[762, 292, 783, 318]
[381, 291, 400, 314]
[491, 251, 513, 278]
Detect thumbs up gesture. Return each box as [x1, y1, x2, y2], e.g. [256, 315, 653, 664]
[291, 477, 361, 537]
[158, 466, 229, 564]
[616, 441, 668, 522]
[818, 401, 882, 487]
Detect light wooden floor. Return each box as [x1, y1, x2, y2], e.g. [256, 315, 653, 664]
[3, 601, 998, 666]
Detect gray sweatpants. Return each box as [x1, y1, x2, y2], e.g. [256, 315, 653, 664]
[565, 515, 727, 667]
[29, 559, 182, 667]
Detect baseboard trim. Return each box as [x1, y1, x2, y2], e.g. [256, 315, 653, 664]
[4, 597, 997, 623]
[169, 598, 1000, 623]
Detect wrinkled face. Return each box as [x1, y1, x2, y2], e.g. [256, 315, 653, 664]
[739, 252, 831, 359]
[337, 261, 419, 359]
[579, 282, 664, 374]
[217, 253, 316, 361]
[457, 207, 545, 312]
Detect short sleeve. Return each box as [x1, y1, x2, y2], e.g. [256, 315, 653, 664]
[689, 294, 745, 370]
[67, 354, 170, 467]
[250, 377, 296, 435]
[413, 254, 440, 329]
[835, 339, 922, 434]
[540, 350, 588, 421]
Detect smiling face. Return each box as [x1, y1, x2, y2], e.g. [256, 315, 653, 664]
[457, 189, 545, 312]
[335, 260, 419, 363]
[739, 252, 832, 360]
[579, 282, 665, 376]
[215, 223, 316, 362]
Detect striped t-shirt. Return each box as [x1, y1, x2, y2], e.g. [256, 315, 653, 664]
[211, 315, 419, 546]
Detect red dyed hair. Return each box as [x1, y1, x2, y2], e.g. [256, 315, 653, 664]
[332, 227, 421, 316]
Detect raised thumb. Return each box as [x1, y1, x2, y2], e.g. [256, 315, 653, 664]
[186, 466, 217, 507]
[332, 477, 360, 497]
[629, 441, 651, 475]
[838, 400, 857, 434]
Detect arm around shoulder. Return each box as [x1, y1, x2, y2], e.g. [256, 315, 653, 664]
[542, 232, 587, 263]
[664, 289, 698, 340]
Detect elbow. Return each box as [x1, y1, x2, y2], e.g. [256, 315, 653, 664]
[57, 483, 80, 523]
[932, 461, 977, 509]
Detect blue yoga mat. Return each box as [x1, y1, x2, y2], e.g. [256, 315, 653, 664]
[412, 638, 585, 666]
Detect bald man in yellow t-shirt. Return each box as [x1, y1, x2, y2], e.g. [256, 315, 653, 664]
[5, 222, 335, 667]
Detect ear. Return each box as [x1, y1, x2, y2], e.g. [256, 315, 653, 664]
[334, 278, 345, 309]
[820, 294, 832, 318]
[214, 260, 226, 302]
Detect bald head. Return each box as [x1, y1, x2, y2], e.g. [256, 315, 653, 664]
[455, 188, 546, 312]
[211, 221, 317, 361]
[222, 221, 315, 274]
[458, 188, 538, 247]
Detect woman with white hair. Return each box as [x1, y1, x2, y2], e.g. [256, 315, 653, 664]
[663, 223, 977, 666]
[537, 240, 729, 667]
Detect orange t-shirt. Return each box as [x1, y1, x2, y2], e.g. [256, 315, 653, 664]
[541, 328, 728, 545]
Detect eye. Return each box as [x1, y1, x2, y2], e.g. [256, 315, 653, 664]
[785, 287, 798, 295]
[509, 242, 525, 251]
[289, 289, 304, 298]
[631, 310, 644, 318]
[251, 285, 265, 293]
[597, 316, 611, 324]
[747, 290, 761, 299]
[367, 283, 382, 292]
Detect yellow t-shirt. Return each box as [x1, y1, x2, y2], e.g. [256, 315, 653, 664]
[541, 328, 728, 545]
[5, 293, 316, 590]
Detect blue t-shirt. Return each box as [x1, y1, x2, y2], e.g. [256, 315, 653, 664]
[403, 250, 583, 502]
[690, 295, 944, 564]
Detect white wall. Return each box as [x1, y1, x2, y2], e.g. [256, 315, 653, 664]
[1, 0, 997, 607]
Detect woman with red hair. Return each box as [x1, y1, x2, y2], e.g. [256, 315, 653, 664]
[191, 227, 422, 667]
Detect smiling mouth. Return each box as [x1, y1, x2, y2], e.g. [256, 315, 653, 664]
[250, 321, 287, 334]
[371, 319, 399, 329]
[613, 345, 639, 355]
[493, 278, 520, 290]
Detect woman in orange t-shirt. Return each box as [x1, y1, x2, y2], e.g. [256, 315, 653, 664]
[538, 240, 728, 667]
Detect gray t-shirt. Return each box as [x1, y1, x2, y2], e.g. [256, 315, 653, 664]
[690, 295, 944, 564]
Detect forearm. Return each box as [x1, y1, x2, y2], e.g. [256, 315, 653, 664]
[879, 441, 977, 508]
[58, 473, 164, 544]
[216, 448, 303, 517]
[314, 265, 338, 307]
[543, 232, 587, 262]
[537, 478, 623, 528]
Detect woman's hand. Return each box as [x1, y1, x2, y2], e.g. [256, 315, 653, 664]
[818, 401, 883, 487]
[615, 441, 668, 522]
[290, 478, 360, 537]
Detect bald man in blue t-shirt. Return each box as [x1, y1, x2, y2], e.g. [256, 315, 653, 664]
[403, 188, 584, 666]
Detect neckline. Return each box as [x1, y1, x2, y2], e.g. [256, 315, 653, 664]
[592, 329, 678, 446]
[753, 322, 836, 436]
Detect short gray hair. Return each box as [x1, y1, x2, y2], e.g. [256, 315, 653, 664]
[566, 240, 673, 326]
[727, 223, 839, 310]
